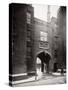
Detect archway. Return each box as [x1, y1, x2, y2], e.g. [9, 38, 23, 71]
[36, 51, 51, 76]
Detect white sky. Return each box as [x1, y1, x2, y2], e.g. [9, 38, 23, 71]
[32, 4, 59, 21]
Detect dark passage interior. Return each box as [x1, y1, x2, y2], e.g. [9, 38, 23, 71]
[37, 51, 51, 73]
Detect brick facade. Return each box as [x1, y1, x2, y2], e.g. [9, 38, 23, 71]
[9, 4, 66, 85]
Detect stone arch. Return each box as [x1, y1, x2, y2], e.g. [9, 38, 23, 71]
[36, 51, 51, 74]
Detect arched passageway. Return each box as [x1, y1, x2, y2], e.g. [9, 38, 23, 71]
[36, 51, 51, 75]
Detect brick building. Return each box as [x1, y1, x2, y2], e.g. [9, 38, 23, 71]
[34, 18, 53, 72]
[9, 4, 55, 85]
[9, 3, 35, 85]
[50, 17, 58, 72]
[9, 4, 66, 85]
[50, 6, 66, 71]
[57, 6, 66, 69]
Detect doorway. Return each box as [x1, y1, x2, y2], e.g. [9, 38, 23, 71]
[36, 51, 51, 75]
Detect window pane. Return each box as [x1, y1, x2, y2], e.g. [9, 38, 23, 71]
[27, 42, 32, 47]
[40, 31, 48, 41]
[40, 37, 44, 41]
[27, 37, 31, 42]
[27, 47, 31, 52]
[27, 12, 31, 24]
[27, 30, 31, 37]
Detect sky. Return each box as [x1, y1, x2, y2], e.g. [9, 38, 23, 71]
[32, 4, 59, 22]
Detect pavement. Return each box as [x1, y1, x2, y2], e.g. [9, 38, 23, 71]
[14, 73, 66, 87]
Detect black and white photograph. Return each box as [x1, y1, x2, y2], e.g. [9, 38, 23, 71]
[9, 3, 66, 87]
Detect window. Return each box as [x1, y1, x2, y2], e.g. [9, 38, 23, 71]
[27, 30, 31, 37]
[27, 41, 32, 47]
[40, 31, 48, 41]
[27, 47, 31, 52]
[27, 12, 31, 24]
[27, 37, 31, 42]
[39, 31, 49, 49]
[27, 49, 31, 56]
[54, 50, 58, 58]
